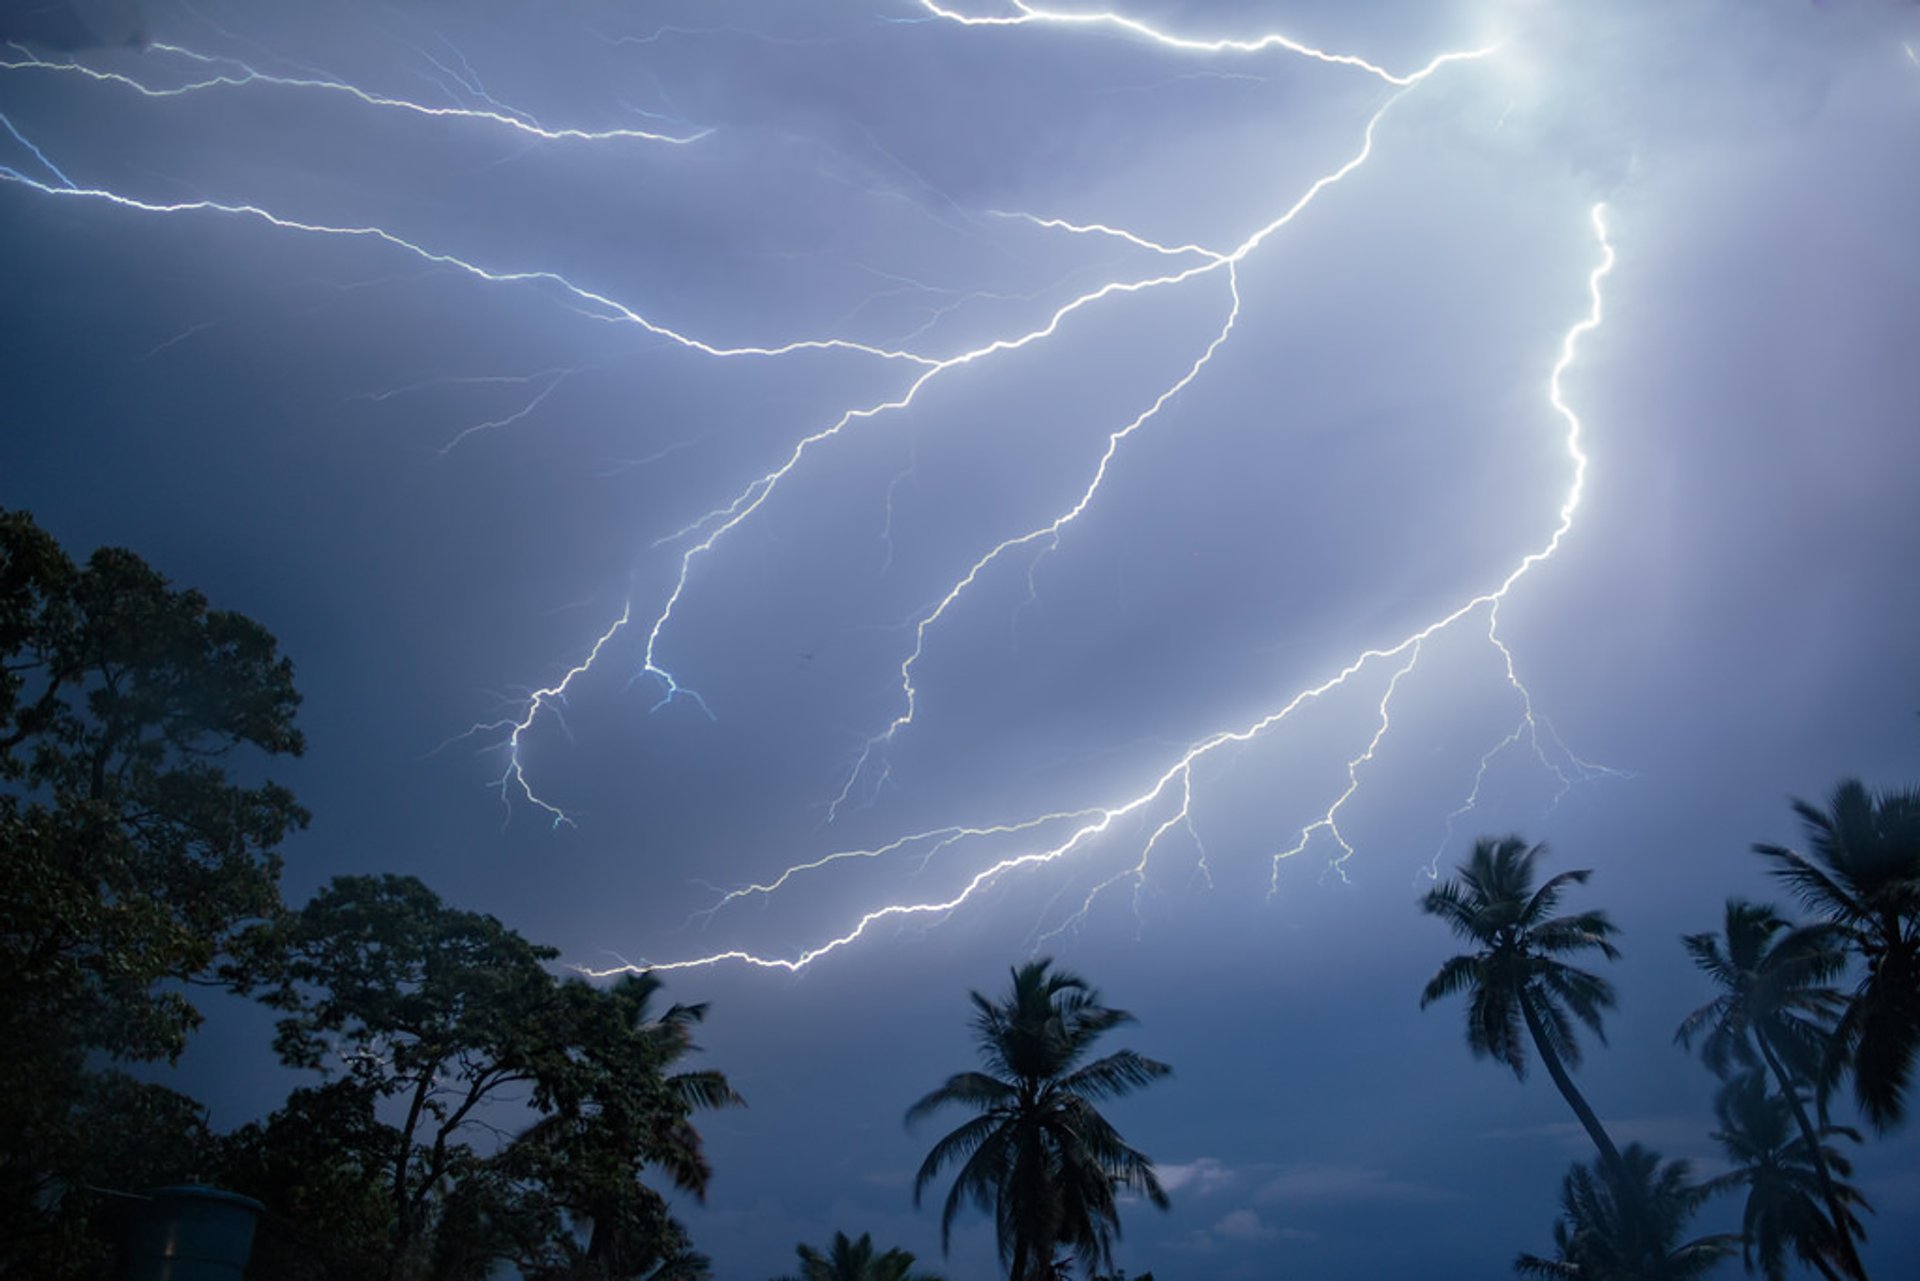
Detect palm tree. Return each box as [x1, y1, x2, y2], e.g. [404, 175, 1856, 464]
[1705, 1072, 1868, 1281]
[1675, 900, 1864, 1278]
[1514, 1144, 1736, 1280]
[512, 975, 744, 1270]
[1420, 837, 1627, 1179]
[1755, 780, 1920, 1132]
[906, 959, 1170, 1281]
[776, 1230, 942, 1281]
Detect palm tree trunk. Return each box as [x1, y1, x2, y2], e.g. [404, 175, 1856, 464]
[1520, 997, 1672, 1281]
[1756, 1033, 1868, 1281]
[1008, 1222, 1031, 1281]
[1520, 997, 1626, 1173]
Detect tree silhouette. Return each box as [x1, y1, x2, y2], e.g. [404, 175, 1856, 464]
[776, 1230, 942, 1281]
[1514, 1144, 1735, 1280]
[1756, 780, 1920, 1132]
[907, 959, 1169, 1281]
[1, 507, 305, 1273]
[1675, 899, 1864, 1277]
[1704, 1071, 1867, 1281]
[1421, 838, 1627, 1176]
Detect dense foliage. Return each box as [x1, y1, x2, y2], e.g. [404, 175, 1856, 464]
[0, 507, 305, 1272]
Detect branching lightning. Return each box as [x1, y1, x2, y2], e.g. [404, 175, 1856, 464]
[1, 40, 709, 143]
[598, 200, 1616, 976]
[2, 3, 1626, 973]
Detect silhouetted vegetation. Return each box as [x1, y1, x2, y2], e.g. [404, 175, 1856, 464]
[1420, 836, 1628, 1176]
[1755, 783, 1920, 1133]
[1, 506, 305, 1274]
[7, 508, 1917, 1279]
[1422, 785, 1920, 1281]
[1513, 1143, 1735, 1280]
[1705, 1071, 1866, 1281]
[774, 1229, 943, 1281]
[907, 959, 1170, 1281]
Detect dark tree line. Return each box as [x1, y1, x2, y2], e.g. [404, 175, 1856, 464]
[1, 509, 1180, 1281]
[12, 506, 1912, 1281]
[0, 509, 740, 1279]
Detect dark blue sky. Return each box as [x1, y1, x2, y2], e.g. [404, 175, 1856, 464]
[5, 2, 1920, 1277]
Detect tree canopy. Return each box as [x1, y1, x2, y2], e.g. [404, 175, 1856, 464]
[0, 506, 305, 1272]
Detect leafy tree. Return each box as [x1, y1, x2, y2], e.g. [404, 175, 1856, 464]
[1675, 900, 1864, 1277]
[234, 876, 738, 1279]
[1755, 781, 1920, 1132]
[1420, 838, 1628, 1183]
[219, 1082, 402, 1281]
[775, 1229, 943, 1281]
[237, 873, 557, 1275]
[1704, 1072, 1868, 1281]
[907, 958, 1170, 1281]
[0, 507, 305, 1270]
[1513, 1144, 1735, 1281]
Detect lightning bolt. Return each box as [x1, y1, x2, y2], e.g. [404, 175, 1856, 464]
[3, 6, 1622, 969]
[589, 200, 1615, 976]
[1, 41, 708, 144]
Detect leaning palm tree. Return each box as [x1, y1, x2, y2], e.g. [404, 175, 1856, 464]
[1514, 1144, 1735, 1280]
[1756, 780, 1920, 1132]
[1675, 900, 1864, 1278]
[776, 1230, 942, 1281]
[1420, 837, 1628, 1179]
[907, 959, 1170, 1281]
[1705, 1071, 1868, 1281]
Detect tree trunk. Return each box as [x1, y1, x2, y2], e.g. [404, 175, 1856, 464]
[1756, 1032, 1868, 1280]
[1520, 998, 1625, 1173]
[1008, 1229, 1030, 1281]
[1520, 997, 1670, 1281]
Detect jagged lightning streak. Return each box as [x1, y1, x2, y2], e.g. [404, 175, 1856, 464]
[0, 107, 72, 186]
[496, 59, 1476, 825]
[0, 42, 709, 143]
[443, 10, 1499, 823]
[587, 205, 1618, 975]
[1, 7, 1614, 965]
[914, 0, 1494, 86]
[828, 83, 1425, 820]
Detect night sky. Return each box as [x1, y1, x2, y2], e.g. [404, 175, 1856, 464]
[5, 1, 1920, 1277]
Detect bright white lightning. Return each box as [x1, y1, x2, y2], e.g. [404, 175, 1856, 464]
[504, 71, 1473, 825]
[1269, 645, 1425, 891]
[828, 84, 1423, 820]
[2, 7, 1615, 963]
[913, 0, 1496, 87]
[0, 42, 708, 144]
[587, 202, 1616, 977]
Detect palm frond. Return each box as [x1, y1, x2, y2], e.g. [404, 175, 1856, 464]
[905, 1071, 1016, 1126]
[912, 1111, 1007, 1203]
[1057, 1049, 1171, 1102]
[1421, 954, 1481, 1008]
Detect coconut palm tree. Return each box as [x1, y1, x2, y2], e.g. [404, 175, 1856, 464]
[510, 974, 743, 1271]
[1513, 1144, 1735, 1281]
[907, 959, 1170, 1281]
[1755, 780, 1920, 1132]
[1420, 837, 1627, 1178]
[1675, 900, 1863, 1278]
[775, 1230, 942, 1281]
[1705, 1071, 1868, 1281]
